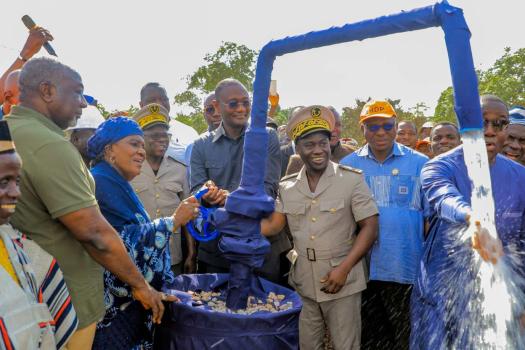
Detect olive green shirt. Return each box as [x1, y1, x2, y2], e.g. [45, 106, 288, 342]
[7, 105, 104, 328]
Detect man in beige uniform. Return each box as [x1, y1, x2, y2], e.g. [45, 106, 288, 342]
[131, 103, 196, 274]
[262, 105, 379, 349]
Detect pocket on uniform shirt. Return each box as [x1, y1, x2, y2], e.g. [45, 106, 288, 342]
[283, 202, 306, 232]
[133, 185, 148, 195]
[164, 183, 183, 199]
[283, 202, 306, 215]
[320, 199, 345, 214]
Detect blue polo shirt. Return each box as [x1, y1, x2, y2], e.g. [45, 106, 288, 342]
[341, 142, 428, 284]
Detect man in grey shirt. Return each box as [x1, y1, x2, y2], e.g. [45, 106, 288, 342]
[190, 78, 288, 280]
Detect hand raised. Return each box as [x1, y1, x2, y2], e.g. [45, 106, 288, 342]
[20, 26, 54, 60]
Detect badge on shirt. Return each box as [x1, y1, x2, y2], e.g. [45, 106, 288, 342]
[398, 185, 409, 195]
[392, 168, 399, 176]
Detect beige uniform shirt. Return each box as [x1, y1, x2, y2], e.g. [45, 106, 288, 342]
[276, 161, 378, 302]
[131, 155, 189, 265]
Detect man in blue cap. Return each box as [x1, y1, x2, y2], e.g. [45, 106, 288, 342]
[501, 106, 525, 166]
[411, 94, 525, 348]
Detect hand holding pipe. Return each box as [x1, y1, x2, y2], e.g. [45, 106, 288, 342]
[185, 187, 220, 242]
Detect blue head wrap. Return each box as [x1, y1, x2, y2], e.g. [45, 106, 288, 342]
[87, 116, 143, 159]
[509, 106, 525, 126]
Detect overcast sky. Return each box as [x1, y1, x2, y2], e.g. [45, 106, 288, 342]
[1, 0, 523, 117]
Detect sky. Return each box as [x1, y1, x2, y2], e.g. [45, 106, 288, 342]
[1, 0, 524, 118]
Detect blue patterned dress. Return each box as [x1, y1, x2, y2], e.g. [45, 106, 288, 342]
[91, 161, 175, 349]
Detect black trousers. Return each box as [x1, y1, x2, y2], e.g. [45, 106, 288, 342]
[361, 280, 412, 350]
[197, 261, 229, 274]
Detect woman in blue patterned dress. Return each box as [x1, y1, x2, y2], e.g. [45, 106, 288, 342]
[87, 117, 199, 349]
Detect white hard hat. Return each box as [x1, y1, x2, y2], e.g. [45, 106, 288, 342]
[69, 105, 106, 130]
[169, 119, 199, 147]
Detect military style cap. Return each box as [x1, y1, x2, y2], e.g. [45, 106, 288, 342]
[133, 103, 170, 130]
[0, 120, 15, 154]
[286, 105, 335, 141]
[359, 100, 396, 124]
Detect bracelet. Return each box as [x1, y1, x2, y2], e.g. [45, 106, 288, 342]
[18, 55, 28, 62]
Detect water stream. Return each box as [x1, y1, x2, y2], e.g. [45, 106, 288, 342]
[451, 130, 524, 349]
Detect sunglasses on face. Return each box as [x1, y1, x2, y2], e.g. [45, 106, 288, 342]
[483, 119, 509, 132]
[365, 122, 395, 132]
[204, 106, 215, 114]
[144, 132, 172, 141]
[221, 100, 251, 110]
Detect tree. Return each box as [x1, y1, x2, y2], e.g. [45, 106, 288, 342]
[341, 99, 368, 145]
[478, 47, 525, 106]
[433, 47, 525, 123]
[173, 42, 258, 133]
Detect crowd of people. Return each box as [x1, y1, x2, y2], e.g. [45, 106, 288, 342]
[1, 27, 525, 350]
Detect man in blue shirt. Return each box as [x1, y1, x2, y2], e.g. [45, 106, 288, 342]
[411, 95, 525, 349]
[341, 100, 428, 349]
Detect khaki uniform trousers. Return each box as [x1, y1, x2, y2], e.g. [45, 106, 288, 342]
[299, 292, 362, 350]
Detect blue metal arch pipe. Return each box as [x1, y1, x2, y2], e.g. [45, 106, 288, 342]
[226, 1, 481, 216]
[217, 1, 482, 309]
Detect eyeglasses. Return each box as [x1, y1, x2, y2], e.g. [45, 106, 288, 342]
[483, 119, 509, 132]
[221, 100, 251, 110]
[365, 122, 395, 132]
[144, 132, 172, 141]
[204, 106, 215, 114]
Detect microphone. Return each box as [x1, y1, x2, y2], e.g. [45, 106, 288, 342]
[21, 15, 57, 57]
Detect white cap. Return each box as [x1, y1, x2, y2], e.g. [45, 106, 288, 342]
[421, 121, 435, 129]
[169, 119, 199, 147]
[69, 105, 105, 130]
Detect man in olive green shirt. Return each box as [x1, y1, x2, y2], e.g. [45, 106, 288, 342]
[7, 57, 172, 349]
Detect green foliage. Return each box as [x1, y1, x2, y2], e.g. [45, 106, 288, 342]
[479, 47, 525, 106]
[269, 106, 295, 127]
[176, 112, 208, 134]
[341, 99, 368, 145]
[433, 47, 525, 123]
[96, 104, 138, 120]
[173, 42, 258, 132]
[433, 87, 455, 123]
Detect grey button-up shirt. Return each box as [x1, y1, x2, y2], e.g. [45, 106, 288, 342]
[190, 123, 282, 268]
[190, 124, 281, 196]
